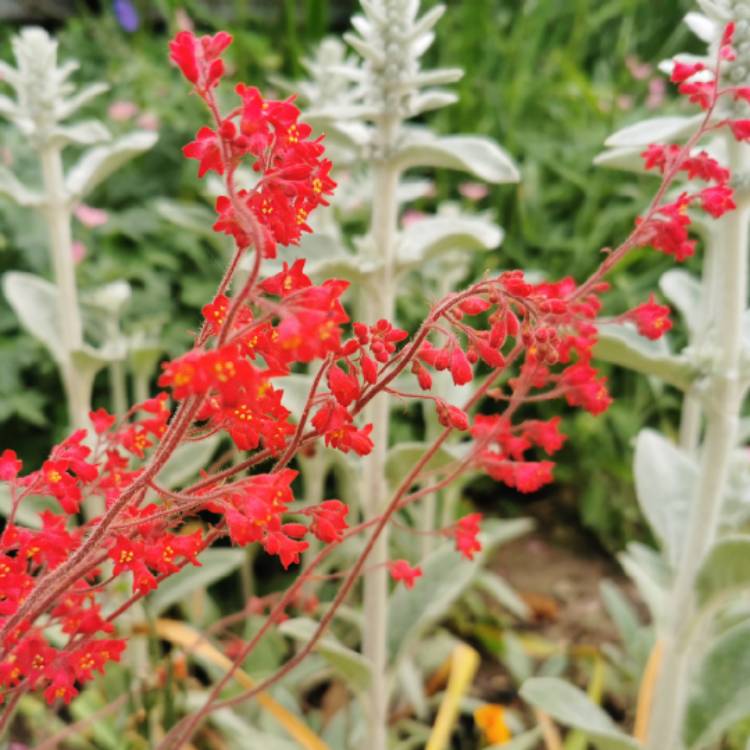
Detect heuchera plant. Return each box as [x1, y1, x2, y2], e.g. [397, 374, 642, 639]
[0, 15, 747, 750]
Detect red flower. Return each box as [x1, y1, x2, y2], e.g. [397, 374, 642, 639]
[261, 258, 312, 297]
[0, 449, 21, 481]
[437, 401, 469, 431]
[700, 185, 735, 218]
[388, 560, 423, 589]
[627, 294, 672, 340]
[670, 61, 704, 84]
[183, 126, 225, 177]
[678, 81, 715, 110]
[449, 347, 473, 385]
[328, 365, 360, 407]
[453, 514, 482, 560]
[305, 500, 348, 543]
[89, 408, 116, 435]
[729, 119, 750, 141]
[312, 402, 374, 455]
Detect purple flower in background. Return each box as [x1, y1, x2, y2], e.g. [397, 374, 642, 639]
[114, 0, 140, 32]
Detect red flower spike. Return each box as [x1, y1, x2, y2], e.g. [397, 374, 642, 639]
[388, 560, 423, 589]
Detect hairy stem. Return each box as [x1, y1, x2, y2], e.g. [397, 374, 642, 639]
[361, 111, 400, 750]
[39, 144, 89, 431]
[646, 135, 750, 750]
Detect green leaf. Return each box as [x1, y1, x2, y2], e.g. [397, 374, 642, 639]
[279, 617, 371, 692]
[599, 580, 641, 647]
[686, 620, 750, 749]
[57, 83, 109, 120]
[633, 429, 697, 566]
[71, 343, 123, 382]
[396, 216, 502, 274]
[618, 543, 670, 626]
[593, 146, 648, 174]
[394, 134, 520, 183]
[604, 115, 703, 148]
[148, 548, 245, 616]
[156, 435, 221, 490]
[155, 198, 219, 238]
[594, 323, 693, 391]
[385, 441, 461, 488]
[387, 520, 530, 666]
[209, 709, 301, 750]
[487, 728, 543, 750]
[70, 690, 122, 749]
[278, 373, 315, 415]
[0, 485, 58, 528]
[408, 90, 459, 117]
[65, 131, 158, 200]
[520, 678, 641, 750]
[476, 569, 530, 620]
[3, 271, 64, 363]
[0, 165, 43, 207]
[695, 535, 750, 610]
[50, 119, 110, 147]
[659, 269, 702, 339]
[387, 542, 478, 665]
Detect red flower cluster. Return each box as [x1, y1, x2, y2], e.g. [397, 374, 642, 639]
[636, 29, 748, 262]
[171, 32, 335, 258]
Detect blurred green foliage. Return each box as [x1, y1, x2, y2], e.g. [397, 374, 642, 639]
[0, 0, 700, 547]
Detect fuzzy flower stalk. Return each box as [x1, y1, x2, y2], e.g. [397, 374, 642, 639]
[0, 24, 744, 747]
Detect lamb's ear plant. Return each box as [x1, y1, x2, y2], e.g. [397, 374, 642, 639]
[281, 3, 523, 746]
[0, 27, 156, 431]
[522, 7, 750, 750]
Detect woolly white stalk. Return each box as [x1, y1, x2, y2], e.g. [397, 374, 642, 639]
[362, 113, 400, 750]
[39, 144, 90, 430]
[646, 135, 750, 750]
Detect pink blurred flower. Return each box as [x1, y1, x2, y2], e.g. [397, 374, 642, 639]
[108, 100, 139, 121]
[72, 241, 87, 264]
[458, 181, 489, 201]
[137, 112, 160, 131]
[617, 94, 634, 111]
[402, 210, 428, 228]
[626, 55, 652, 81]
[175, 8, 194, 32]
[647, 77, 666, 109]
[74, 204, 109, 228]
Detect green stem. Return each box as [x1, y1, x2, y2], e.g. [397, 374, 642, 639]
[645, 137, 750, 750]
